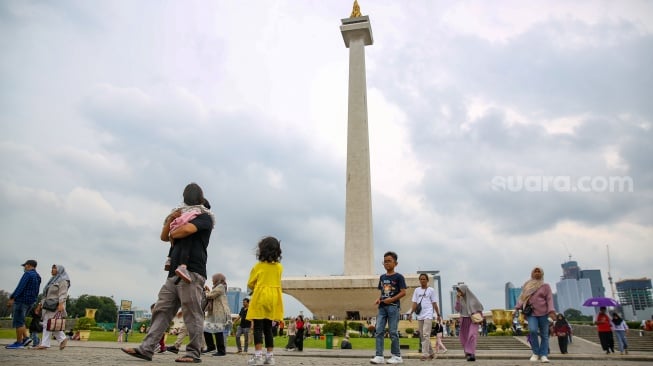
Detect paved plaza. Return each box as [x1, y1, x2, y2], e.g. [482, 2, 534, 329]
[1, 338, 652, 366]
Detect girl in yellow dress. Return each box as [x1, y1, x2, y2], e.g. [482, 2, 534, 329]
[246, 236, 284, 366]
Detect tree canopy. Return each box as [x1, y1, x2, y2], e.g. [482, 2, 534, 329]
[66, 294, 118, 323]
[563, 308, 593, 322]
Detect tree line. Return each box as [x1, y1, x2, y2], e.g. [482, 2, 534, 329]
[0, 290, 118, 323]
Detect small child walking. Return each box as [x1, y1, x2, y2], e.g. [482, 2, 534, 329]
[246, 236, 284, 366]
[29, 306, 43, 347]
[117, 327, 124, 342]
[434, 320, 448, 354]
[370, 251, 407, 364]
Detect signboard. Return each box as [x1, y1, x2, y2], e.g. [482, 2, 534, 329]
[120, 300, 132, 311]
[117, 310, 134, 331]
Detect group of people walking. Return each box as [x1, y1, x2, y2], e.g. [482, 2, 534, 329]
[595, 306, 629, 355]
[6, 260, 71, 351]
[7, 183, 634, 365]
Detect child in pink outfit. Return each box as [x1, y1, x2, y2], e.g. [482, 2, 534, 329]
[165, 200, 213, 283]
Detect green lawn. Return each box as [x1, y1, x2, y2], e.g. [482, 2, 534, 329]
[0, 329, 420, 350]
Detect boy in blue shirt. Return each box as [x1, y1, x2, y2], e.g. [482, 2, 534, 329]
[370, 251, 407, 364]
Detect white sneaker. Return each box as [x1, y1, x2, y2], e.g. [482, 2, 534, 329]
[540, 356, 550, 363]
[264, 355, 275, 365]
[248, 354, 264, 366]
[370, 356, 386, 364]
[530, 354, 539, 362]
[387, 355, 403, 364]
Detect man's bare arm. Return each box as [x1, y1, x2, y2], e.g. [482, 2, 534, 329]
[170, 222, 198, 240]
[160, 210, 181, 242]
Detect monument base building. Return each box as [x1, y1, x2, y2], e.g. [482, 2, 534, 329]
[283, 275, 419, 319]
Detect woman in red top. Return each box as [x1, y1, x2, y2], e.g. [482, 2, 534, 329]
[294, 316, 305, 351]
[595, 306, 615, 354]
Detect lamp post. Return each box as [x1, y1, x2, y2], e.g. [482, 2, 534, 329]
[416, 270, 443, 318]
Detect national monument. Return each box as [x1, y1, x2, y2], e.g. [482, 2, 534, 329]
[281, 1, 418, 319]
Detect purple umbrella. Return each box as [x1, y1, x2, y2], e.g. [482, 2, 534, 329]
[582, 297, 620, 307]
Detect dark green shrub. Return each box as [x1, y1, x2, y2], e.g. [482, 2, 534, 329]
[74, 317, 96, 330]
[348, 321, 364, 331]
[321, 322, 345, 336]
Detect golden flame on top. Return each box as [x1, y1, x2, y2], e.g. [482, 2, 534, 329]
[350, 0, 362, 18]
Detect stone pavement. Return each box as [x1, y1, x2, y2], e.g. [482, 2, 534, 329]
[1, 338, 652, 366]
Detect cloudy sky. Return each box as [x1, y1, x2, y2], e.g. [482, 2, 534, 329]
[1, 0, 651, 318]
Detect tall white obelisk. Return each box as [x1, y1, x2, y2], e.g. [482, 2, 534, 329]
[281, 3, 419, 319]
[340, 4, 374, 276]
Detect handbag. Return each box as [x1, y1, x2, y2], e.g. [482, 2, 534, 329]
[471, 312, 483, 324]
[43, 298, 59, 311]
[47, 312, 66, 332]
[522, 302, 534, 316]
[414, 290, 426, 315]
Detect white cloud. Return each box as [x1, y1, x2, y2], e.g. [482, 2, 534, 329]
[0, 1, 650, 318]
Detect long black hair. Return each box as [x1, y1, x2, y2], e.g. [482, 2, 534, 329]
[183, 183, 204, 206]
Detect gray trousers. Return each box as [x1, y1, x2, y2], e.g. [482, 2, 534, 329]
[136, 272, 206, 359]
[235, 326, 250, 351]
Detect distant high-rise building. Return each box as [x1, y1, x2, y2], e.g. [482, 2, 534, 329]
[556, 260, 604, 315]
[556, 278, 594, 316]
[580, 269, 605, 298]
[561, 260, 580, 280]
[226, 287, 247, 315]
[505, 282, 521, 310]
[616, 278, 653, 311]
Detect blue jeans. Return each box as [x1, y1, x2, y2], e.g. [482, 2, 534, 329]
[30, 332, 40, 346]
[375, 304, 400, 357]
[223, 323, 232, 348]
[12, 302, 31, 328]
[527, 315, 550, 357]
[614, 330, 628, 352]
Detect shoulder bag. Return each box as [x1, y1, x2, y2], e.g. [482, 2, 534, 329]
[47, 312, 66, 332]
[414, 290, 426, 315]
[43, 298, 59, 311]
[522, 299, 534, 316]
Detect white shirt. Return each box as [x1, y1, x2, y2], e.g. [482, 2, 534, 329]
[411, 286, 438, 320]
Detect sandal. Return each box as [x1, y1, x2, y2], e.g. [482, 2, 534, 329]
[59, 339, 68, 350]
[121, 347, 153, 361]
[175, 356, 202, 363]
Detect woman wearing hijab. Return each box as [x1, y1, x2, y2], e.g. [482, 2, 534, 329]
[611, 312, 629, 354]
[204, 273, 231, 356]
[553, 313, 571, 354]
[516, 267, 556, 363]
[454, 284, 483, 362]
[34, 264, 70, 350]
